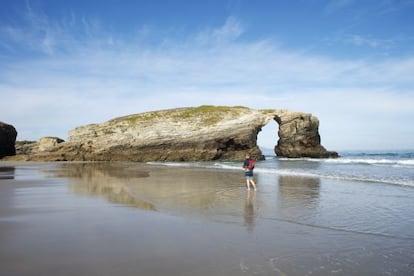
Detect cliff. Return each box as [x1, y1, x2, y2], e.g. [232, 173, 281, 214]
[2, 106, 338, 161]
[0, 122, 17, 158]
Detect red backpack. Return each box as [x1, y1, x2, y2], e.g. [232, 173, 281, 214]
[248, 159, 255, 170]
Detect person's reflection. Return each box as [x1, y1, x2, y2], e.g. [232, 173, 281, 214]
[244, 190, 256, 232]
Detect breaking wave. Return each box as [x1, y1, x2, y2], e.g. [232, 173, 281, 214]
[147, 150, 414, 187]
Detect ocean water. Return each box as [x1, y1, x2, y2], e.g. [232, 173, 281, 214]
[152, 149, 414, 187]
[264, 150, 414, 187]
[148, 150, 414, 241]
[144, 151, 414, 274]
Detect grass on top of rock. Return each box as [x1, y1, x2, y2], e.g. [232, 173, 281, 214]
[259, 109, 278, 115]
[170, 105, 251, 126]
[111, 111, 162, 124]
[112, 105, 250, 126]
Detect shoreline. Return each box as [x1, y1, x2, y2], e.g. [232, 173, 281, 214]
[1, 161, 413, 275]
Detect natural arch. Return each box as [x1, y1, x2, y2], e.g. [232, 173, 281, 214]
[253, 111, 337, 159]
[2, 106, 338, 162]
[257, 119, 278, 156]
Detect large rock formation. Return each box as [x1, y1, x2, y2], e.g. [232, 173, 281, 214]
[0, 122, 17, 158]
[4, 106, 337, 161]
[274, 112, 338, 158]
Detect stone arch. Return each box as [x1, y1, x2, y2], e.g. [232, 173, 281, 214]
[253, 111, 337, 159]
[2, 107, 338, 162]
[256, 118, 279, 155]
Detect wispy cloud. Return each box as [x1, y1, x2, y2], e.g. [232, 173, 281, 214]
[0, 11, 413, 150]
[0, 2, 111, 56]
[195, 16, 244, 44]
[345, 34, 394, 49]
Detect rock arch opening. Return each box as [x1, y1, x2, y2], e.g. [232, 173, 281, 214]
[257, 119, 279, 158]
[2, 107, 338, 161]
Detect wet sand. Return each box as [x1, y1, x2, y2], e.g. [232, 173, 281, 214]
[1, 162, 413, 275]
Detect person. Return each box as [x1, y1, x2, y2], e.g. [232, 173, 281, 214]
[243, 154, 257, 191]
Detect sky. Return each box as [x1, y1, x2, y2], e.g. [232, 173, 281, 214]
[1, 0, 413, 151]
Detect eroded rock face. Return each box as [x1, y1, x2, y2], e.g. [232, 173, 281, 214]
[274, 112, 338, 158]
[4, 106, 338, 161]
[0, 122, 17, 158]
[38, 137, 65, 152]
[65, 106, 269, 161]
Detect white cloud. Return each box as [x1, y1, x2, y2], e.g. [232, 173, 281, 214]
[1, 15, 413, 151]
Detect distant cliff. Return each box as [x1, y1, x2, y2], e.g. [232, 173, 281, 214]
[2, 106, 338, 161]
[0, 122, 17, 158]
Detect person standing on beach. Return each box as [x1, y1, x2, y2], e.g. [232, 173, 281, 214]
[243, 154, 257, 191]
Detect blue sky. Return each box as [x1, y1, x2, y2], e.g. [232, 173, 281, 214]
[1, 0, 413, 151]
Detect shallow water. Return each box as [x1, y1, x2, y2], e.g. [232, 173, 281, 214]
[1, 162, 413, 275]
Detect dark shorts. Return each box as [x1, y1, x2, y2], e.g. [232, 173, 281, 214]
[245, 170, 253, 178]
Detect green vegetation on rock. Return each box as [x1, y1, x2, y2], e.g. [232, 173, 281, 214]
[259, 109, 278, 114]
[111, 111, 162, 124]
[172, 105, 247, 117]
[112, 105, 250, 126]
[171, 105, 249, 126]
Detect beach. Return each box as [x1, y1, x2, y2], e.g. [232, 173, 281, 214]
[1, 160, 413, 275]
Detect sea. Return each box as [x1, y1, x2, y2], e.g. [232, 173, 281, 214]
[258, 149, 414, 187]
[153, 149, 414, 188]
[148, 149, 414, 243]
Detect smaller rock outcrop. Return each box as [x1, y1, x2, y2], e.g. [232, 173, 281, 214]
[0, 122, 17, 158]
[38, 137, 65, 152]
[274, 112, 338, 158]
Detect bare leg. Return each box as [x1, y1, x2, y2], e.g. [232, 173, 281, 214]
[246, 179, 251, 190]
[250, 180, 257, 191]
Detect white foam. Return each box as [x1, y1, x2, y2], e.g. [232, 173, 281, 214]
[398, 160, 414, 166]
[147, 160, 414, 187]
[302, 157, 414, 168]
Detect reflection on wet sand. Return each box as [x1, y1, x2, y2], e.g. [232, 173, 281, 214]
[244, 191, 257, 232]
[277, 175, 321, 219]
[127, 166, 243, 216]
[279, 176, 320, 198]
[0, 166, 15, 179]
[53, 163, 251, 224]
[55, 163, 156, 211]
[49, 163, 326, 233]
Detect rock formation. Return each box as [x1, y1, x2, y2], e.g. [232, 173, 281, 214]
[3, 106, 337, 161]
[0, 122, 17, 158]
[274, 112, 338, 158]
[38, 137, 65, 152]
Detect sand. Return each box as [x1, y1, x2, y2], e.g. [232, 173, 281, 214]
[0, 162, 413, 275]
